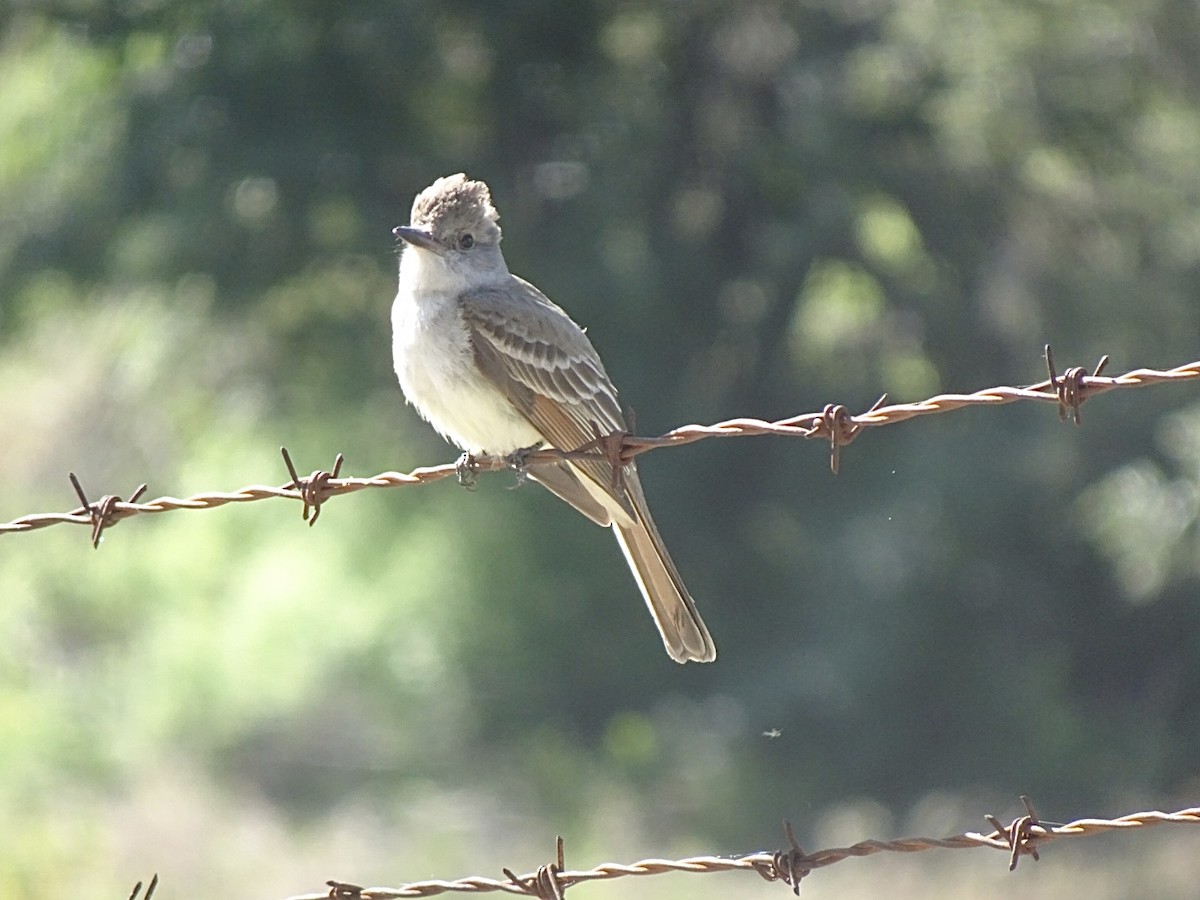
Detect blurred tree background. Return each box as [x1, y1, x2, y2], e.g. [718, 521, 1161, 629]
[2, 0, 1199, 897]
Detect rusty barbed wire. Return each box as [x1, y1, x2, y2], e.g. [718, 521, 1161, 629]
[288, 801, 1200, 900]
[3, 351, 1198, 543]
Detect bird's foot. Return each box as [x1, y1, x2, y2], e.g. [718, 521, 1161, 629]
[455, 452, 479, 490]
[505, 443, 544, 488]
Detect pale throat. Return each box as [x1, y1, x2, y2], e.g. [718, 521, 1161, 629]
[398, 246, 473, 296]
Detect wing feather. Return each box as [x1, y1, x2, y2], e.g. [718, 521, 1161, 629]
[461, 278, 630, 515]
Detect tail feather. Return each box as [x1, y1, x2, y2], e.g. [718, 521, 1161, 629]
[611, 470, 716, 663]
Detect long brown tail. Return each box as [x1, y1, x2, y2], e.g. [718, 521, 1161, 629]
[611, 468, 716, 663]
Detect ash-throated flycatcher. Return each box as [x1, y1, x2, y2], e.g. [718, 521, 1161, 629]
[391, 173, 715, 663]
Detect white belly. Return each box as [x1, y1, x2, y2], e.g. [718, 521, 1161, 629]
[391, 290, 541, 455]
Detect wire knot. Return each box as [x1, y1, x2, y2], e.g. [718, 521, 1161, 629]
[554, 427, 634, 494]
[1045, 345, 1110, 425]
[324, 880, 363, 898]
[595, 427, 633, 488]
[69, 473, 148, 548]
[503, 836, 570, 900]
[281, 448, 345, 526]
[985, 795, 1047, 871]
[807, 395, 886, 473]
[753, 820, 811, 894]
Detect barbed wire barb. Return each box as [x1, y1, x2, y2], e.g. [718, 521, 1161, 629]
[68, 472, 148, 548]
[127, 873, 158, 900]
[753, 819, 810, 894]
[281, 447, 345, 526]
[983, 795, 1044, 870]
[4, 351, 1199, 540]
[1045, 345, 1111, 425]
[502, 836, 569, 900]
[809, 394, 887, 474]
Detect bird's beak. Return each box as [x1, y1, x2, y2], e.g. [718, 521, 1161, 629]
[393, 225, 441, 253]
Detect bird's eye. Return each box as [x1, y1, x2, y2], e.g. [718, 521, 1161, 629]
[458, 233, 475, 250]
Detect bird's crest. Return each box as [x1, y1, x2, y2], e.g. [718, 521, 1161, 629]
[410, 173, 502, 244]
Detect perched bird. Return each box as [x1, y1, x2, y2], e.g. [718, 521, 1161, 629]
[391, 173, 715, 663]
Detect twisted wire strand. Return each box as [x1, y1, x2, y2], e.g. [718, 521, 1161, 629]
[2, 357, 1198, 539]
[287, 805, 1200, 899]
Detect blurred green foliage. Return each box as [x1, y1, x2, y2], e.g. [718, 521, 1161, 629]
[2, 1, 1200, 897]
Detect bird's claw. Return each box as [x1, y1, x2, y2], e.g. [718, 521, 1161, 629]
[505, 443, 543, 488]
[455, 452, 479, 489]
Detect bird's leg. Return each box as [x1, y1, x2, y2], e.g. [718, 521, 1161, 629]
[505, 442, 544, 488]
[455, 451, 479, 490]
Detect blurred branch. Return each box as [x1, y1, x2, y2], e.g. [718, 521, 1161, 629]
[3, 350, 1198, 544]
[291, 800, 1200, 899]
